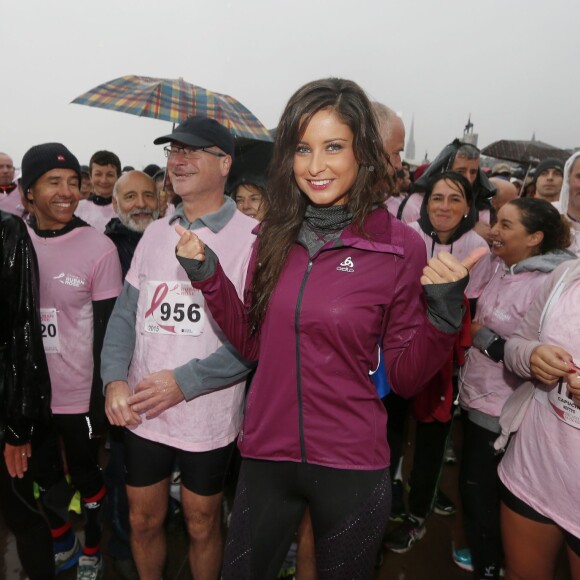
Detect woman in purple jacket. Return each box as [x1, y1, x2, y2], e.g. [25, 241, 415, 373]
[175, 78, 485, 579]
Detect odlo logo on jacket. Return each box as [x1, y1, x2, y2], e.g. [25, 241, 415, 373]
[337, 257, 354, 273]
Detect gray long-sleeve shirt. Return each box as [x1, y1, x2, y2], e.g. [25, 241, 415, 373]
[101, 198, 255, 399]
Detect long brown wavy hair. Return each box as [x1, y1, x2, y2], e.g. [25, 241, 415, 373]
[248, 78, 392, 332]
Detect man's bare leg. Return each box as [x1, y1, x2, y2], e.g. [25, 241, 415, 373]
[127, 479, 169, 580]
[181, 485, 224, 580]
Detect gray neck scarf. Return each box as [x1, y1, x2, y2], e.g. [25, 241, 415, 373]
[298, 204, 353, 257]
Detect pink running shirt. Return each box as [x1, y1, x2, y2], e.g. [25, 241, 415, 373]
[28, 225, 122, 413]
[125, 211, 255, 452]
[75, 200, 116, 233]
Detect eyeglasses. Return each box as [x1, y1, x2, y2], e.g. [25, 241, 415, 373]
[163, 145, 226, 159]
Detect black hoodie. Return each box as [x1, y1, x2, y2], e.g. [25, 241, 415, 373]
[412, 139, 496, 213]
[104, 217, 143, 279]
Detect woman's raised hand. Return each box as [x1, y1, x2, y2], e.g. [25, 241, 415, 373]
[530, 344, 576, 385]
[421, 247, 488, 286]
[175, 224, 206, 261]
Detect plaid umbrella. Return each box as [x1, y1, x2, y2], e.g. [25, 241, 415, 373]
[71, 75, 272, 141]
[481, 139, 571, 165]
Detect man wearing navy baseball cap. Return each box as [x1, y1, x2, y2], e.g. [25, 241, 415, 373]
[102, 115, 255, 579]
[153, 115, 235, 158]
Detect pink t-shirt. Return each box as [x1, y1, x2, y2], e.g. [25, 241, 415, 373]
[75, 200, 116, 233]
[28, 225, 122, 413]
[0, 189, 26, 218]
[498, 279, 580, 538]
[125, 211, 255, 451]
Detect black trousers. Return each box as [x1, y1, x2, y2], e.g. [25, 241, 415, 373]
[0, 446, 54, 580]
[408, 419, 451, 518]
[459, 416, 503, 579]
[384, 392, 410, 479]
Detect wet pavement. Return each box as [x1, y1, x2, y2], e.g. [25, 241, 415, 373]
[1, 416, 572, 579]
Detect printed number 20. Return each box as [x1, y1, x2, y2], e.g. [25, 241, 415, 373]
[41, 323, 57, 338]
[159, 303, 200, 323]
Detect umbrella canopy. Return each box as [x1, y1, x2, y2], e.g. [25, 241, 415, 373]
[227, 140, 274, 193]
[481, 139, 571, 165]
[71, 75, 272, 141]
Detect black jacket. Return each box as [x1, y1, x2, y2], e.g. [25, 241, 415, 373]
[0, 211, 51, 446]
[412, 139, 496, 213]
[104, 218, 143, 279]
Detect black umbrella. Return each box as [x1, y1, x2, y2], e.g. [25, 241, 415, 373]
[227, 133, 275, 193]
[481, 140, 571, 165]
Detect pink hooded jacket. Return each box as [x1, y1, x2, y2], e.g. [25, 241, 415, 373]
[498, 259, 580, 537]
[460, 252, 575, 422]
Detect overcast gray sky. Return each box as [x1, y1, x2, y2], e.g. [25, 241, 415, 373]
[3, 0, 579, 170]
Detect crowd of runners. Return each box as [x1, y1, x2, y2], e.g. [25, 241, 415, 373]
[1, 77, 579, 580]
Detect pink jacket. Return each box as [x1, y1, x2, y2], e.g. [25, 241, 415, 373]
[460, 253, 574, 419]
[191, 209, 461, 470]
[504, 259, 580, 378]
[499, 259, 580, 537]
[407, 222, 488, 261]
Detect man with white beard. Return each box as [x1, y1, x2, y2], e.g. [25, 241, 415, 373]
[103, 169, 160, 579]
[105, 171, 160, 277]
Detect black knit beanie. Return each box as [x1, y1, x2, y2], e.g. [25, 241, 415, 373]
[21, 143, 81, 193]
[533, 158, 564, 184]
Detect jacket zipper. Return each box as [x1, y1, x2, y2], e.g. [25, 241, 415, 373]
[295, 258, 313, 463]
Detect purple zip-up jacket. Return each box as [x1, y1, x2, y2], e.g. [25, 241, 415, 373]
[191, 208, 458, 470]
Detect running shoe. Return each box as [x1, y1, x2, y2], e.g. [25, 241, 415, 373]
[77, 554, 104, 580]
[277, 542, 297, 578]
[383, 515, 426, 554]
[434, 490, 456, 516]
[452, 545, 474, 572]
[55, 535, 82, 575]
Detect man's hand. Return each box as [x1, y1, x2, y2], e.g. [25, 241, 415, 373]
[4, 443, 31, 478]
[421, 248, 488, 286]
[530, 344, 575, 385]
[128, 370, 185, 420]
[175, 224, 205, 261]
[105, 380, 142, 427]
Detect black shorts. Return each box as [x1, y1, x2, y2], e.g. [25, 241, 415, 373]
[124, 430, 235, 496]
[501, 482, 580, 556]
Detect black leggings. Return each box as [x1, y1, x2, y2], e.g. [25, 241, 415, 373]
[0, 452, 54, 580]
[222, 459, 390, 580]
[34, 414, 103, 498]
[459, 416, 503, 579]
[34, 414, 105, 548]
